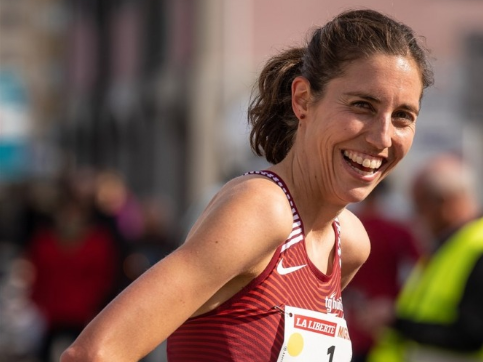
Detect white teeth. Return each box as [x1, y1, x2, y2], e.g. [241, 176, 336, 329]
[343, 150, 383, 170]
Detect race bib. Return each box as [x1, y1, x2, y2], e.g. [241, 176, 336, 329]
[277, 306, 352, 362]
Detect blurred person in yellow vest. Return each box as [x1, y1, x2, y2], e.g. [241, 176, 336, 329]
[368, 153, 483, 362]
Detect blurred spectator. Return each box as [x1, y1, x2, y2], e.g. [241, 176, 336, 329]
[24, 182, 120, 362]
[369, 153, 483, 362]
[0, 169, 174, 361]
[0, 244, 45, 362]
[0, 180, 57, 362]
[94, 170, 144, 244]
[343, 180, 422, 362]
[123, 197, 177, 282]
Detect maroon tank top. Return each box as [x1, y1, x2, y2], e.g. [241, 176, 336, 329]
[167, 170, 346, 361]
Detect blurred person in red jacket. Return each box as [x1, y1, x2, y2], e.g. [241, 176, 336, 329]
[25, 183, 119, 362]
[343, 179, 422, 362]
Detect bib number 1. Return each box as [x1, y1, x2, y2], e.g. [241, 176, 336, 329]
[327, 345, 335, 362]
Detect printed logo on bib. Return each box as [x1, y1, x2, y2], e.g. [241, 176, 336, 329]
[294, 315, 337, 336]
[277, 306, 352, 362]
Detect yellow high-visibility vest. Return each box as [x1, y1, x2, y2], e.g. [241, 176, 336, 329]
[369, 217, 483, 362]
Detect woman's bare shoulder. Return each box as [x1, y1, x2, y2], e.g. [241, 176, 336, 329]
[184, 173, 295, 271]
[207, 174, 294, 241]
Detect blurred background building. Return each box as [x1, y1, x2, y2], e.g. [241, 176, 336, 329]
[1, 0, 483, 219]
[1, 0, 483, 361]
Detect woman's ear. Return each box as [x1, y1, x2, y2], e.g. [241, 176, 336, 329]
[292, 76, 311, 121]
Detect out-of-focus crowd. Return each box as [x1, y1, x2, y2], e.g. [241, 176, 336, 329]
[1, 152, 483, 362]
[0, 168, 178, 362]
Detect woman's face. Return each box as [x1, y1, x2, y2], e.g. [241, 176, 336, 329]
[299, 54, 423, 205]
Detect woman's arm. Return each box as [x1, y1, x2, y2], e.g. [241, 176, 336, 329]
[338, 208, 371, 290]
[60, 176, 293, 362]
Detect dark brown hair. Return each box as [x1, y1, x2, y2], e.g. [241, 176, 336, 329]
[248, 9, 434, 164]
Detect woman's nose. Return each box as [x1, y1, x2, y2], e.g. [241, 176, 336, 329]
[365, 114, 393, 149]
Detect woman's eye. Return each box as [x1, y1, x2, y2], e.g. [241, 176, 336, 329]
[352, 101, 372, 110]
[393, 111, 415, 122]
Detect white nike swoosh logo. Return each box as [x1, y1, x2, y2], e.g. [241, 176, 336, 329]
[277, 258, 307, 275]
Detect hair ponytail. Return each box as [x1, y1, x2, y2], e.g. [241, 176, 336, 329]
[248, 47, 305, 164]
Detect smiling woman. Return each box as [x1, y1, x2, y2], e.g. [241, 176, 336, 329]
[60, 9, 433, 362]
[289, 53, 423, 204]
